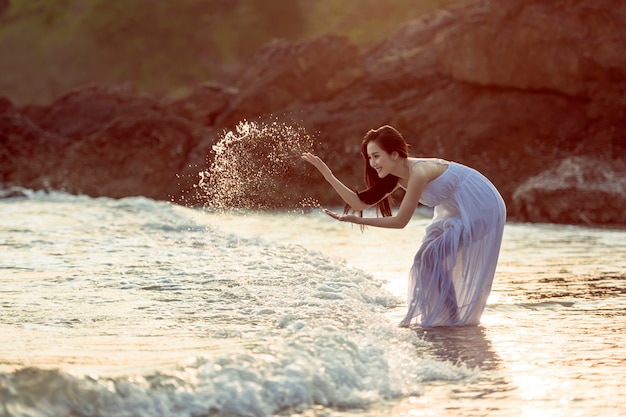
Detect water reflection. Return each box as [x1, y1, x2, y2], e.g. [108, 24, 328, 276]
[414, 325, 501, 370]
[408, 324, 515, 412]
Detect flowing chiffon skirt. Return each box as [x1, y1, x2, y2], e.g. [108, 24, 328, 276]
[400, 162, 506, 328]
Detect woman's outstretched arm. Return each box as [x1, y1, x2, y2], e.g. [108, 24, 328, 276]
[301, 152, 370, 212]
[324, 163, 427, 229]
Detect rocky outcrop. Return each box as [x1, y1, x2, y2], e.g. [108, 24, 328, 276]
[0, 97, 68, 189]
[218, 35, 366, 127]
[3, 85, 215, 200]
[1, 0, 625, 226]
[513, 157, 626, 226]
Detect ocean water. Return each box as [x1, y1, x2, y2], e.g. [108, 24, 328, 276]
[1, 190, 625, 417]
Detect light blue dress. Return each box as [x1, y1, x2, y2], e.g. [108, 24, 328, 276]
[400, 161, 506, 327]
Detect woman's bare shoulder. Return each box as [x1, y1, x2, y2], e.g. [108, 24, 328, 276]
[408, 158, 449, 183]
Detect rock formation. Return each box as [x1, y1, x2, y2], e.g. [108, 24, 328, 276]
[513, 157, 626, 225]
[1, 0, 625, 226]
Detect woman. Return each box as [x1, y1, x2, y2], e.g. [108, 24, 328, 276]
[302, 125, 506, 327]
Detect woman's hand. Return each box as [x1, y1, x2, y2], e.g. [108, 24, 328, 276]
[301, 152, 333, 179]
[323, 208, 357, 223]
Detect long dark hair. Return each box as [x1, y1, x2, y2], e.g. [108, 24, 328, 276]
[351, 125, 410, 217]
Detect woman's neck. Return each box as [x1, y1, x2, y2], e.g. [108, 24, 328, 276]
[391, 158, 412, 180]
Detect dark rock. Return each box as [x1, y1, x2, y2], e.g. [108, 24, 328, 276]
[166, 82, 238, 127]
[0, 97, 68, 189]
[512, 157, 626, 226]
[47, 116, 200, 200]
[22, 83, 162, 140]
[3, 85, 215, 201]
[219, 34, 366, 127]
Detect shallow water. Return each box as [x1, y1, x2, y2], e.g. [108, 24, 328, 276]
[1, 191, 625, 417]
[202, 207, 626, 417]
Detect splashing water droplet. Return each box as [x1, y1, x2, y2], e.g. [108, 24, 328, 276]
[196, 119, 321, 211]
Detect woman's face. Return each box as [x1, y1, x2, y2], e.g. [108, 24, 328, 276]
[366, 141, 394, 178]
